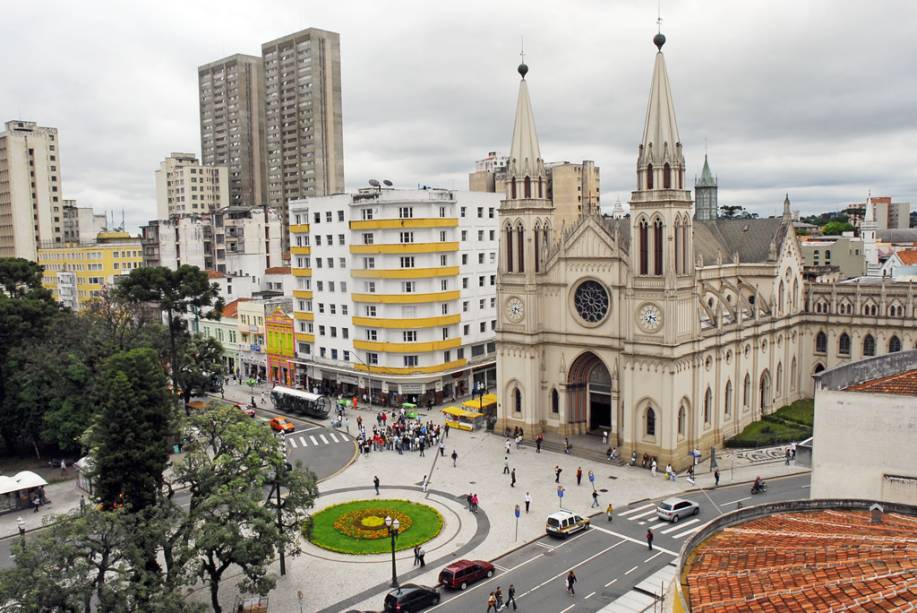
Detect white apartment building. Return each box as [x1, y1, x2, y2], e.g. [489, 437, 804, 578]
[0, 120, 64, 260]
[62, 200, 106, 243]
[154, 152, 229, 219]
[289, 187, 502, 405]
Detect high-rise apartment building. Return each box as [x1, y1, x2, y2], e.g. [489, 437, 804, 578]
[262, 28, 344, 246]
[198, 54, 266, 207]
[154, 153, 229, 219]
[62, 199, 107, 243]
[0, 120, 64, 260]
[848, 196, 911, 231]
[288, 188, 501, 405]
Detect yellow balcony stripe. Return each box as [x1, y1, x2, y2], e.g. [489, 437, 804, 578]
[290, 224, 310, 233]
[353, 358, 468, 376]
[294, 312, 314, 321]
[351, 290, 460, 304]
[291, 246, 311, 255]
[351, 314, 461, 329]
[351, 266, 459, 279]
[350, 218, 458, 230]
[353, 338, 462, 353]
[296, 333, 315, 343]
[292, 268, 312, 277]
[349, 242, 459, 255]
[292, 290, 313, 299]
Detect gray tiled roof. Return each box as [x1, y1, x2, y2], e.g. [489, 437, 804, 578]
[878, 229, 917, 243]
[693, 218, 788, 265]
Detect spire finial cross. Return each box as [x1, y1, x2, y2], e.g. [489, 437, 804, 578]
[520, 36, 525, 65]
[657, 0, 663, 33]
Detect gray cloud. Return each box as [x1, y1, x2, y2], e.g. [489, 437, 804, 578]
[2, 0, 916, 231]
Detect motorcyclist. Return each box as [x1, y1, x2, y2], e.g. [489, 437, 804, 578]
[753, 476, 764, 493]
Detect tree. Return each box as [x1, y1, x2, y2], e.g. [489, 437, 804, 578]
[114, 266, 223, 409]
[176, 334, 225, 407]
[822, 220, 854, 235]
[89, 348, 177, 513]
[174, 404, 318, 613]
[719, 204, 758, 219]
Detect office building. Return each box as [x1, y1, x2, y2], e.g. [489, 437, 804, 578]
[849, 195, 911, 231]
[288, 187, 502, 404]
[799, 234, 867, 279]
[38, 231, 142, 310]
[154, 153, 229, 219]
[198, 54, 266, 207]
[0, 120, 64, 260]
[61, 200, 107, 244]
[262, 28, 344, 245]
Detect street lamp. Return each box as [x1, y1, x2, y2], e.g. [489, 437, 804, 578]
[384, 515, 400, 588]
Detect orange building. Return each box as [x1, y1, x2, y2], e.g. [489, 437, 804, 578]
[265, 306, 295, 386]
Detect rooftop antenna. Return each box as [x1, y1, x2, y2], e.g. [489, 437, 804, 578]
[520, 36, 525, 66]
[657, 0, 663, 33]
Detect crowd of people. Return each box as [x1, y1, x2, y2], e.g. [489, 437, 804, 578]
[350, 407, 447, 457]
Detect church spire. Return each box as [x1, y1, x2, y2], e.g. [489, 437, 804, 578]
[506, 61, 545, 191]
[783, 193, 792, 221]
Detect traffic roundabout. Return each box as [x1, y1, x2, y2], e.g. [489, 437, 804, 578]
[308, 498, 443, 555]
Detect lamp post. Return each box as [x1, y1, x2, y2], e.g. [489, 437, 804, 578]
[351, 351, 374, 408]
[385, 515, 400, 588]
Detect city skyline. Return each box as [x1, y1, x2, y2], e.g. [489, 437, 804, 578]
[3, 0, 916, 230]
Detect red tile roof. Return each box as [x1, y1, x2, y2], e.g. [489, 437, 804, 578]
[896, 250, 917, 265]
[683, 510, 917, 612]
[264, 266, 291, 274]
[847, 369, 917, 396]
[206, 270, 225, 279]
[221, 297, 251, 319]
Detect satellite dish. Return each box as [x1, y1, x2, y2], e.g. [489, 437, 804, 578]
[382, 180, 393, 187]
[368, 179, 381, 187]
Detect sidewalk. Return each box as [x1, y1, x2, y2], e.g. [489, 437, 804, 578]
[0, 477, 85, 538]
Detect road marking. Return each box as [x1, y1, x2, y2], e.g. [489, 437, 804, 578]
[518, 540, 626, 599]
[644, 551, 664, 563]
[588, 525, 679, 557]
[300, 425, 322, 432]
[535, 542, 555, 551]
[605, 578, 618, 587]
[723, 496, 751, 506]
[628, 508, 660, 521]
[309, 435, 319, 445]
[661, 518, 699, 534]
[624, 565, 639, 575]
[287, 437, 297, 448]
[319, 434, 329, 445]
[329, 432, 340, 443]
[424, 553, 543, 612]
[560, 606, 575, 613]
[618, 503, 655, 517]
[671, 525, 702, 540]
[494, 564, 508, 572]
[801, 484, 810, 489]
[585, 591, 596, 599]
[299, 436, 307, 447]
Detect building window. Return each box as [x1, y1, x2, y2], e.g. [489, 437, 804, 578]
[815, 331, 827, 353]
[400, 231, 414, 243]
[403, 355, 418, 367]
[362, 233, 374, 244]
[703, 387, 712, 424]
[863, 334, 875, 356]
[839, 333, 851, 356]
[889, 335, 902, 353]
[367, 352, 379, 365]
[514, 387, 522, 413]
[677, 404, 685, 435]
[398, 207, 413, 219]
[403, 331, 417, 342]
[361, 209, 374, 220]
[400, 256, 415, 268]
[645, 407, 656, 436]
[551, 389, 560, 414]
[743, 373, 750, 407]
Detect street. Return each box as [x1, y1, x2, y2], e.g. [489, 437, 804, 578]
[425, 473, 811, 612]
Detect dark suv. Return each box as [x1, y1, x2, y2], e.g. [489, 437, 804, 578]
[438, 559, 495, 590]
[383, 584, 440, 612]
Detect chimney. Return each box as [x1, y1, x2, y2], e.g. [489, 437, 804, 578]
[870, 503, 884, 524]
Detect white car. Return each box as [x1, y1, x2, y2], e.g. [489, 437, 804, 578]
[656, 497, 700, 522]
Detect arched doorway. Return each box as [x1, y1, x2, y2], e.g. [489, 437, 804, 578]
[759, 369, 772, 416]
[567, 352, 613, 432]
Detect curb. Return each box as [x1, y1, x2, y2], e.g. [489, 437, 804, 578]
[678, 469, 811, 495]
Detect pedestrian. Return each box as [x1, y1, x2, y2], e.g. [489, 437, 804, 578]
[506, 584, 518, 610]
[602, 430, 608, 446]
[505, 439, 512, 455]
[555, 465, 562, 483]
[413, 545, 420, 567]
[472, 493, 479, 512]
[373, 475, 380, 496]
[17, 517, 25, 538]
[452, 449, 458, 467]
[466, 493, 474, 511]
[494, 586, 503, 610]
[591, 489, 600, 508]
[439, 439, 445, 457]
[32, 495, 40, 512]
[536, 433, 542, 453]
[785, 448, 791, 465]
[422, 475, 428, 493]
[646, 528, 654, 550]
[687, 465, 696, 484]
[487, 592, 497, 613]
[566, 570, 577, 596]
[606, 503, 614, 522]
[79, 495, 86, 515]
[503, 457, 510, 475]
[524, 491, 532, 513]
[444, 422, 449, 438]
[417, 546, 426, 567]
[60, 459, 67, 476]
[651, 458, 657, 478]
[576, 466, 583, 486]
[510, 468, 516, 488]
[714, 468, 720, 487]
[588, 469, 596, 489]
[564, 437, 571, 454]
[419, 439, 425, 457]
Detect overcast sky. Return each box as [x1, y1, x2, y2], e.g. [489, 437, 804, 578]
[3, 0, 916, 230]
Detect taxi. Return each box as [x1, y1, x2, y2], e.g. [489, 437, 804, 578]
[269, 416, 295, 433]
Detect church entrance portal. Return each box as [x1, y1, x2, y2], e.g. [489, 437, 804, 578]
[567, 353, 613, 432]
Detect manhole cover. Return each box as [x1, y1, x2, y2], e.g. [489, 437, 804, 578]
[608, 475, 618, 480]
[599, 488, 609, 493]
[469, 481, 476, 484]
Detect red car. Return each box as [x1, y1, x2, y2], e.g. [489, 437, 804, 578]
[438, 559, 495, 590]
[235, 404, 256, 418]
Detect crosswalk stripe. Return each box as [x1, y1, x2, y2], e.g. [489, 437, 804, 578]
[671, 525, 702, 540]
[287, 437, 297, 448]
[628, 508, 660, 521]
[329, 432, 340, 443]
[661, 518, 699, 534]
[319, 434, 329, 445]
[309, 435, 319, 445]
[299, 436, 307, 447]
[619, 503, 655, 517]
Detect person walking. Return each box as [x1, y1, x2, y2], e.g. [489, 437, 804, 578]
[487, 592, 497, 613]
[566, 570, 577, 596]
[591, 489, 600, 508]
[444, 422, 449, 438]
[60, 459, 67, 476]
[510, 468, 516, 488]
[576, 466, 583, 486]
[503, 457, 510, 475]
[413, 545, 420, 567]
[373, 475, 380, 496]
[646, 528, 654, 550]
[651, 458, 657, 478]
[451, 449, 458, 467]
[555, 465, 562, 483]
[606, 503, 614, 522]
[785, 448, 791, 465]
[472, 493, 479, 512]
[438, 439, 445, 457]
[506, 584, 518, 610]
[419, 439, 425, 457]
[505, 438, 512, 456]
[17, 517, 25, 539]
[494, 586, 503, 610]
[535, 433, 542, 453]
[714, 468, 720, 487]
[524, 491, 532, 513]
[417, 546, 426, 567]
[564, 437, 571, 454]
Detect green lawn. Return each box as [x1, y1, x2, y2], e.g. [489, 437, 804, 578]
[308, 499, 443, 555]
[726, 399, 813, 448]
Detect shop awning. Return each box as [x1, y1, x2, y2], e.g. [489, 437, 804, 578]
[0, 471, 48, 495]
[442, 406, 484, 419]
[462, 393, 497, 410]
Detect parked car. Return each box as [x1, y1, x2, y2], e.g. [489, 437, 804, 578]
[383, 584, 440, 612]
[545, 510, 590, 538]
[656, 497, 700, 523]
[235, 403, 256, 418]
[269, 416, 295, 433]
[438, 559, 495, 590]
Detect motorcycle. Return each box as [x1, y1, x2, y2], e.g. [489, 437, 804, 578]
[751, 481, 768, 495]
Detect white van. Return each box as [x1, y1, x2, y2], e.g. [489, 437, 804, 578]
[545, 510, 590, 538]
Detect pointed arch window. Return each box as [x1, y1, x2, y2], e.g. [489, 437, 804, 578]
[653, 219, 664, 275]
[680, 222, 688, 274]
[551, 388, 559, 414]
[534, 224, 541, 273]
[639, 220, 649, 275]
[514, 387, 522, 412]
[743, 373, 751, 407]
[538, 177, 544, 198]
[889, 335, 901, 353]
[646, 406, 656, 436]
[674, 217, 682, 274]
[776, 362, 783, 397]
[511, 178, 517, 199]
[790, 357, 798, 391]
[663, 163, 672, 189]
[815, 331, 827, 354]
[703, 386, 712, 424]
[724, 381, 733, 417]
[505, 225, 514, 272]
[646, 163, 654, 190]
[677, 404, 685, 436]
[839, 333, 851, 356]
[516, 226, 525, 273]
[524, 176, 531, 198]
[778, 281, 785, 314]
[863, 334, 875, 356]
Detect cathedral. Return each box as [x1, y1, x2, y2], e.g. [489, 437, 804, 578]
[495, 31, 917, 469]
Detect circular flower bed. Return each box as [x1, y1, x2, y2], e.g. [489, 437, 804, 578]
[308, 499, 443, 555]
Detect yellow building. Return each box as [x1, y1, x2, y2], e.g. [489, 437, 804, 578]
[38, 231, 143, 310]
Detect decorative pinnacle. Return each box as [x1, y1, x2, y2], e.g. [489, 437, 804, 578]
[654, 32, 666, 50]
[518, 39, 528, 79]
